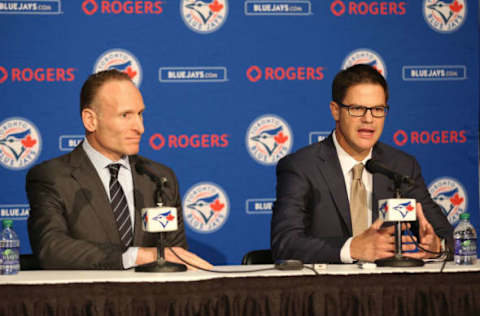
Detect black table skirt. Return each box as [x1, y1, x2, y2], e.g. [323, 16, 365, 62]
[1, 272, 480, 316]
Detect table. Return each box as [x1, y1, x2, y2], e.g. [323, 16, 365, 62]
[1, 262, 479, 316]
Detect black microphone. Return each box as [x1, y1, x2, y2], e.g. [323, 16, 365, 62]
[135, 158, 168, 205]
[365, 159, 415, 186]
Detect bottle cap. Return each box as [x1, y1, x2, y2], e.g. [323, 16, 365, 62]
[2, 219, 13, 228]
[460, 213, 470, 220]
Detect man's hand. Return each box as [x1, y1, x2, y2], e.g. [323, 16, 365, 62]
[135, 247, 213, 271]
[350, 218, 397, 262]
[165, 247, 213, 271]
[403, 203, 442, 259]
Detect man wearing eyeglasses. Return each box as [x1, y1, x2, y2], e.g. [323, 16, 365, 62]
[271, 64, 452, 263]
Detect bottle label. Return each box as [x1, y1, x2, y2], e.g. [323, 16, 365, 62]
[455, 238, 477, 256]
[0, 248, 19, 265]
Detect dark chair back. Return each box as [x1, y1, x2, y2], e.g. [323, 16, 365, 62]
[241, 249, 273, 265]
[20, 254, 41, 270]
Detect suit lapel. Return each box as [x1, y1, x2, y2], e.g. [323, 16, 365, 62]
[316, 136, 352, 235]
[69, 145, 120, 244]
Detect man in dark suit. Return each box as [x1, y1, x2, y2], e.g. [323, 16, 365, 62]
[26, 70, 212, 270]
[271, 64, 453, 264]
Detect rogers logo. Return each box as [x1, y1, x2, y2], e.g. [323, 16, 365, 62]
[0, 67, 76, 83]
[330, 0, 406, 16]
[82, 0, 163, 15]
[393, 129, 467, 146]
[246, 66, 324, 83]
[150, 133, 229, 150]
[0, 67, 8, 84]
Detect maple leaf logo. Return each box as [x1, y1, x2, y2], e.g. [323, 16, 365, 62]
[166, 214, 175, 221]
[449, 0, 463, 13]
[450, 193, 464, 206]
[124, 66, 137, 79]
[406, 204, 414, 212]
[274, 132, 288, 144]
[209, 0, 223, 13]
[22, 135, 37, 148]
[210, 199, 224, 212]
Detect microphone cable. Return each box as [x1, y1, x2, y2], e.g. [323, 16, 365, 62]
[168, 247, 320, 274]
[405, 230, 450, 273]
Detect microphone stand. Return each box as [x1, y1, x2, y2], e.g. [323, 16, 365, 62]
[135, 178, 187, 272]
[374, 175, 424, 267]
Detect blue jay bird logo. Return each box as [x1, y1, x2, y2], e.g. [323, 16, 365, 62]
[428, 178, 466, 224]
[427, 0, 463, 24]
[423, 0, 466, 33]
[379, 201, 389, 218]
[0, 118, 41, 170]
[183, 182, 230, 233]
[433, 187, 463, 217]
[250, 126, 288, 158]
[0, 129, 34, 161]
[181, 0, 228, 34]
[246, 115, 293, 166]
[187, 193, 223, 224]
[392, 201, 415, 218]
[153, 210, 176, 228]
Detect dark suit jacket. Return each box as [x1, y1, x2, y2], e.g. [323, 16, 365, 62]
[271, 134, 453, 263]
[26, 144, 187, 269]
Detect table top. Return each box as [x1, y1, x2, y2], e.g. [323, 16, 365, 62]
[1, 261, 479, 285]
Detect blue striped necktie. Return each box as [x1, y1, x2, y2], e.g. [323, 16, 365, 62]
[108, 164, 133, 249]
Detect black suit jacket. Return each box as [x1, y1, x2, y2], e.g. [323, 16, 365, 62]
[271, 134, 453, 263]
[26, 144, 187, 269]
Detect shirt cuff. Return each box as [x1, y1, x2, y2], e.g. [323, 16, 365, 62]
[340, 237, 355, 263]
[122, 247, 139, 269]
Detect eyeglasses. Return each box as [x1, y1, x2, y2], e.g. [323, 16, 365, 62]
[336, 102, 389, 118]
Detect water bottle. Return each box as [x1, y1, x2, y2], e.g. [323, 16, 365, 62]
[454, 213, 477, 265]
[0, 220, 20, 275]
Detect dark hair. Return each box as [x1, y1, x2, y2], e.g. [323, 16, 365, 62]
[80, 69, 131, 115]
[332, 64, 388, 103]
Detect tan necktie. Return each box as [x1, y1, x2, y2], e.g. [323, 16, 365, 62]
[350, 163, 367, 236]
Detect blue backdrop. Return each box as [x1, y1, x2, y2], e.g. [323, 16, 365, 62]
[0, 0, 478, 264]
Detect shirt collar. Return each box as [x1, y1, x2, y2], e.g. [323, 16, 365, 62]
[82, 138, 130, 171]
[332, 130, 372, 177]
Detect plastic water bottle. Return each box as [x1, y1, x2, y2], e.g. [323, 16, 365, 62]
[454, 213, 477, 265]
[0, 220, 20, 275]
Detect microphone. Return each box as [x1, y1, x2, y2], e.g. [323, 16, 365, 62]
[365, 159, 414, 186]
[134, 158, 187, 273]
[366, 158, 423, 267]
[135, 158, 168, 206]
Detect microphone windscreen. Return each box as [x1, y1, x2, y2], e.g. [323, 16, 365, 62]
[141, 207, 178, 232]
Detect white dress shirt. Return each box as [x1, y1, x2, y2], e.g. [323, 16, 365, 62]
[332, 131, 373, 263]
[82, 139, 138, 268]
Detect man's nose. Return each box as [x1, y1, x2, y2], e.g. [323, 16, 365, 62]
[134, 116, 144, 134]
[362, 108, 374, 122]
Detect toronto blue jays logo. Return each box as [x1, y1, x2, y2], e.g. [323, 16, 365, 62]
[143, 210, 176, 229]
[423, 0, 466, 33]
[379, 201, 388, 218]
[181, 0, 228, 34]
[342, 49, 387, 78]
[246, 114, 293, 166]
[0, 118, 41, 170]
[183, 182, 229, 233]
[93, 49, 142, 87]
[392, 201, 415, 218]
[428, 177, 466, 224]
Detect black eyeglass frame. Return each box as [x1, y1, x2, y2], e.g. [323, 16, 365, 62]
[336, 102, 390, 118]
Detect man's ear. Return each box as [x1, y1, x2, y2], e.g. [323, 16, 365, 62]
[82, 108, 97, 133]
[330, 101, 340, 121]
